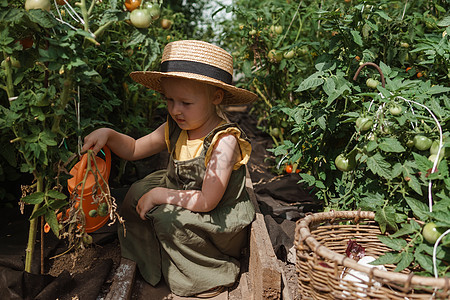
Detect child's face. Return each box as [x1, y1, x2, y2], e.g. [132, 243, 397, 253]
[161, 77, 222, 134]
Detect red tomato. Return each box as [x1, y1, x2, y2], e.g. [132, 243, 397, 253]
[285, 165, 293, 173]
[125, 0, 141, 12]
[19, 37, 33, 49]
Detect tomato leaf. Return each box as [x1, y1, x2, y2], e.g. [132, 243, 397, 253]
[414, 251, 434, 274]
[405, 196, 429, 221]
[350, 30, 363, 46]
[428, 210, 450, 227]
[47, 190, 67, 200]
[296, 72, 324, 92]
[412, 152, 433, 172]
[359, 193, 385, 211]
[45, 210, 60, 237]
[390, 223, 417, 238]
[375, 11, 392, 21]
[378, 138, 406, 153]
[375, 206, 398, 233]
[366, 153, 392, 179]
[394, 251, 414, 272]
[377, 235, 407, 251]
[22, 192, 45, 204]
[29, 205, 47, 220]
[370, 252, 401, 265]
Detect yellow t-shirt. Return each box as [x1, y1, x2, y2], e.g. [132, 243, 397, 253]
[164, 121, 251, 170]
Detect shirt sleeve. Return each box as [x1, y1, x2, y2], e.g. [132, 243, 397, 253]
[204, 127, 252, 170]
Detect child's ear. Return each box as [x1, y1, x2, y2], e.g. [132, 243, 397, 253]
[212, 88, 224, 105]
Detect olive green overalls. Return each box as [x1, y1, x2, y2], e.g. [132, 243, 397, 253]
[117, 117, 255, 296]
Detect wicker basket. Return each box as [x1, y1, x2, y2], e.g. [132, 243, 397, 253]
[295, 210, 450, 299]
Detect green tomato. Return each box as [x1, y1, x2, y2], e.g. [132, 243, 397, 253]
[270, 127, 280, 138]
[413, 135, 432, 151]
[283, 50, 295, 59]
[82, 234, 93, 245]
[422, 222, 444, 244]
[130, 9, 152, 28]
[97, 202, 109, 217]
[88, 209, 98, 218]
[270, 25, 283, 34]
[389, 104, 402, 116]
[355, 117, 373, 132]
[268, 49, 282, 63]
[142, 3, 160, 20]
[335, 153, 356, 172]
[366, 78, 379, 89]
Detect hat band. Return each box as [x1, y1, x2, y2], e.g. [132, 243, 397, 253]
[160, 60, 232, 85]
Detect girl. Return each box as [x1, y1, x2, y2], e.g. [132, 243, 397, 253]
[81, 40, 258, 297]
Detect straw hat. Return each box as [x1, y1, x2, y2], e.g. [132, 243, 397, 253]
[130, 40, 257, 105]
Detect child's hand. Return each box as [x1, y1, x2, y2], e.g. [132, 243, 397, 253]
[81, 128, 111, 154]
[136, 188, 161, 220]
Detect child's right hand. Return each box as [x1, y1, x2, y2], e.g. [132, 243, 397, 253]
[81, 128, 111, 154]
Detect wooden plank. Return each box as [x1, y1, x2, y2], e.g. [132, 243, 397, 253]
[105, 257, 136, 300]
[246, 173, 282, 300]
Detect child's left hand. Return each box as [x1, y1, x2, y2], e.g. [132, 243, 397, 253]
[136, 188, 162, 219]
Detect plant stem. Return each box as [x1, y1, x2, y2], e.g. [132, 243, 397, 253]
[24, 176, 43, 273]
[51, 70, 73, 134]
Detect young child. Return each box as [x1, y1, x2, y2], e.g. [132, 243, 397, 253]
[81, 40, 257, 297]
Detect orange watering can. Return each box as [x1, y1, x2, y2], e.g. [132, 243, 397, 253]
[67, 146, 111, 233]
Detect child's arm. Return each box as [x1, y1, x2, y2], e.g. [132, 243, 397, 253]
[81, 123, 167, 161]
[136, 133, 239, 218]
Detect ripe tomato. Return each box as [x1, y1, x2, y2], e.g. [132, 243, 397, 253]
[19, 37, 33, 49]
[413, 135, 432, 151]
[366, 78, 379, 89]
[285, 165, 293, 174]
[389, 103, 402, 116]
[125, 0, 141, 11]
[422, 222, 444, 244]
[355, 117, 373, 132]
[25, 0, 51, 11]
[160, 18, 172, 29]
[130, 8, 152, 28]
[335, 153, 356, 172]
[417, 71, 423, 78]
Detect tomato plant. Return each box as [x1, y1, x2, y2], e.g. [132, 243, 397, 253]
[222, 0, 450, 277]
[0, 0, 201, 275]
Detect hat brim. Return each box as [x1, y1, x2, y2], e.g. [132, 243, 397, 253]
[130, 71, 257, 106]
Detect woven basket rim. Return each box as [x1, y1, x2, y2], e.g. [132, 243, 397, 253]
[295, 210, 450, 290]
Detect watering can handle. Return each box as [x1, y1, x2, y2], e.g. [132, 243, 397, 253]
[74, 146, 111, 185]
